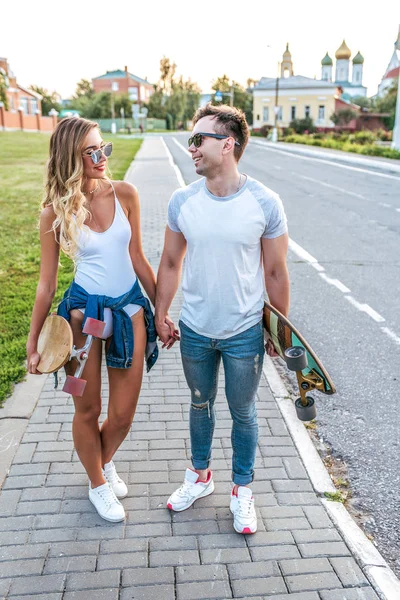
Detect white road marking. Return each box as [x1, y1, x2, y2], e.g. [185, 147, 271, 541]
[173, 137, 191, 157]
[251, 140, 400, 181]
[160, 137, 186, 188]
[345, 296, 385, 322]
[298, 174, 365, 199]
[319, 273, 351, 293]
[381, 327, 400, 345]
[289, 239, 325, 272]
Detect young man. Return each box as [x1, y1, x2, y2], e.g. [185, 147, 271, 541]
[155, 104, 290, 534]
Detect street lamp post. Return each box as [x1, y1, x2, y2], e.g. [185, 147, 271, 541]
[271, 61, 280, 143]
[392, 47, 400, 150]
[111, 82, 118, 134]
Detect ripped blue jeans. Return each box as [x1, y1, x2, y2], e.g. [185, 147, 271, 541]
[179, 319, 265, 486]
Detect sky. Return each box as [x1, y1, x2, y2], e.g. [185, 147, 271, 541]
[2, 0, 400, 99]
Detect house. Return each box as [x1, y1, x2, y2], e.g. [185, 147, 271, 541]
[0, 57, 42, 115]
[92, 67, 153, 104]
[0, 57, 57, 131]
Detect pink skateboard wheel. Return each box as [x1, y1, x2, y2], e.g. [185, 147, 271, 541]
[62, 375, 87, 397]
[82, 317, 106, 338]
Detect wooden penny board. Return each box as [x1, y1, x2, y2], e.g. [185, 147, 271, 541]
[263, 301, 335, 395]
[37, 315, 73, 374]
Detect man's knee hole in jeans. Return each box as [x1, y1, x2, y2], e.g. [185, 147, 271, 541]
[254, 354, 260, 375]
[191, 389, 211, 418]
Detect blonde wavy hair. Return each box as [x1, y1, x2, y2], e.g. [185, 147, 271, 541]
[42, 116, 107, 259]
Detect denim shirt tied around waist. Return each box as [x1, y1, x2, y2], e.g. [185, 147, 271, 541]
[57, 279, 158, 371]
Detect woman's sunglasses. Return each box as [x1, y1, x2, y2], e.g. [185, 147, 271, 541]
[188, 132, 240, 148]
[82, 142, 113, 164]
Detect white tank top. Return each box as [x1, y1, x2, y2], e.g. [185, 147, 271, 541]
[75, 183, 137, 297]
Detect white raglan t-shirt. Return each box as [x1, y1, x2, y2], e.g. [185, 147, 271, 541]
[167, 175, 288, 339]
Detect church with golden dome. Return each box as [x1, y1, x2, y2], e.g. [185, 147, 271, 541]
[321, 40, 367, 99]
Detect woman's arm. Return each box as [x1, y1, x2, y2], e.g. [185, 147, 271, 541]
[26, 207, 60, 373]
[120, 182, 157, 306]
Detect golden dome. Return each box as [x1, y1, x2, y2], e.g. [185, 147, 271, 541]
[335, 40, 351, 60]
[283, 43, 291, 58]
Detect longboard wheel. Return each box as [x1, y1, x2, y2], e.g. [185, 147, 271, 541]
[82, 317, 106, 338]
[285, 346, 308, 371]
[63, 375, 87, 397]
[295, 396, 317, 421]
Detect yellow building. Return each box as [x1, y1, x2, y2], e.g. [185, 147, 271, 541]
[252, 44, 337, 130]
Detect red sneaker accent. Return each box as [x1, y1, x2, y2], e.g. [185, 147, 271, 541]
[231, 488, 238, 497]
[242, 527, 253, 534]
[167, 503, 172, 510]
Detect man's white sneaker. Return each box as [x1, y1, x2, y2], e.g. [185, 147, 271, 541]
[89, 482, 125, 522]
[167, 468, 214, 512]
[103, 460, 128, 499]
[230, 486, 257, 534]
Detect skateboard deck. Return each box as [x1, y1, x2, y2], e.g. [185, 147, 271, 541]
[37, 315, 73, 374]
[263, 300, 335, 420]
[36, 314, 106, 396]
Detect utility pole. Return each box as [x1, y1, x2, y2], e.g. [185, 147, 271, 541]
[272, 61, 280, 143]
[111, 81, 118, 134]
[230, 84, 234, 107]
[392, 39, 400, 150]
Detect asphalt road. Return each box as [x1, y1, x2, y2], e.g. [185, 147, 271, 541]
[162, 133, 400, 576]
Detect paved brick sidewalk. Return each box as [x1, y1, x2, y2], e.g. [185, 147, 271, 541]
[0, 138, 379, 599]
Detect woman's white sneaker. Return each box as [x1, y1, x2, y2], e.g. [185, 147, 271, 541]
[230, 486, 257, 534]
[103, 460, 128, 498]
[89, 482, 125, 522]
[167, 468, 214, 511]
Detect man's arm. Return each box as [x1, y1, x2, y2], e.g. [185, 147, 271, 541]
[262, 233, 290, 317]
[155, 226, 187, 345]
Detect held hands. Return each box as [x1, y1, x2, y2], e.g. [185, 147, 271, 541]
[265, 337, 279, 358]
[156, 315, 180, 350]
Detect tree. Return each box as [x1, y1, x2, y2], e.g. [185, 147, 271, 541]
[144, 57, 201, 128]
[144, 85, 166, 119]
[0, 69, 9, 110]
[351, 95, 373, 110]
[74, 79, 94, 99]
[114, 93, 134, 118]
[330, 108, 357, 126]
[69, 92, 111, 118]
[211, 76, 253, 125]
[375, 80, 398, 130]
[289, 117, 316, 134]
[29, 85, 61, 116]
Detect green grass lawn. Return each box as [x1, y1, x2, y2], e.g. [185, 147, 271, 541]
[0, 131, 142, 405]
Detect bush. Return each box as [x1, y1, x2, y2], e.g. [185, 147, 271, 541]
[375, 129, 392, 142]
[289, 117, 316, 134]
[259, 124, 272, 137]
[352, 131, 377, 145]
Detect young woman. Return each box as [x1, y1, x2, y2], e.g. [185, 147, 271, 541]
[27, 117, 176, 522]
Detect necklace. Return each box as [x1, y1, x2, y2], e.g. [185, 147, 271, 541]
[83, 182, 100, 195]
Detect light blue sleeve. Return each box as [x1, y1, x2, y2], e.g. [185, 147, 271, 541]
[248, 179, 288, 239]
[167, 191, 182, 233]
[262, 194, 288, 239]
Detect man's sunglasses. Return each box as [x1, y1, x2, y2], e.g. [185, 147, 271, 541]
[188, 132, 240, 148]
[82, 142, 113, 164]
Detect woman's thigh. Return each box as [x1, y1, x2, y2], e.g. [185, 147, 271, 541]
[106, 308, 146, 417]
[65, 309, 103, 413]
